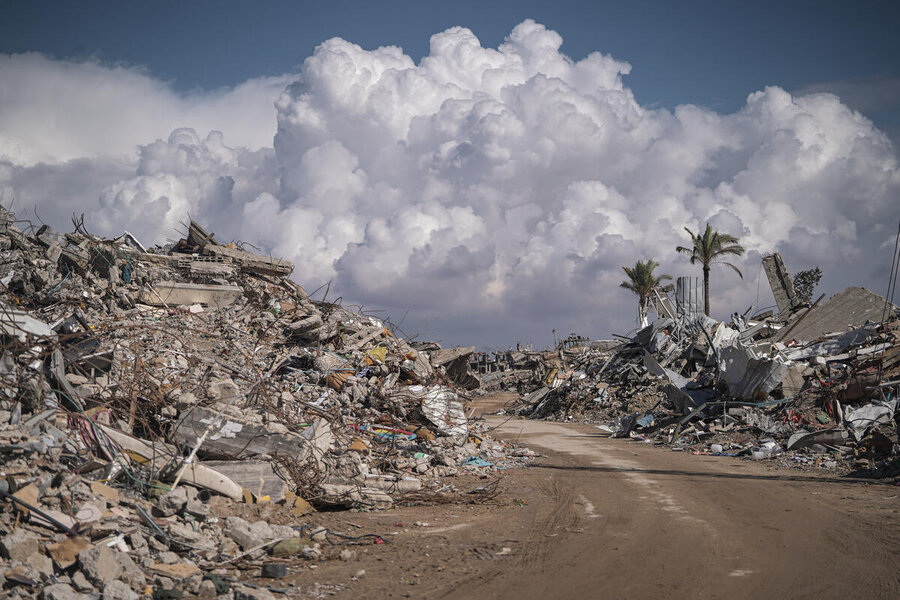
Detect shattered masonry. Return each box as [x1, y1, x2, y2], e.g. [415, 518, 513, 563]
[2, 203, 899, 598]
[0, 208, 534, 598]
[506, 257, 899, 479]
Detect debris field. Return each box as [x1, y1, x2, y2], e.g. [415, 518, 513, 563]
[2, 205, 899, 600]
[508, 254, 900, 480]
[0, 208, 534, 600]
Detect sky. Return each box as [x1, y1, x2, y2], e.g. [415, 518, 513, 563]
[1, 1, 898, 349]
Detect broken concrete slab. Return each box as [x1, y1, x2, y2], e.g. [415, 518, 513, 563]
[46, 537, 92, 570]
[343, 325, 386, 351]
[0, 528, 41, 562]
[233, 584, 278, 600]
[430, 346, 475, 367]
[186, 260, 236, 279]
[77, 545, 144, 588]
[172, 406, 312, 459]
[431, 346, 480, 390]
[288, 313, 325, 336]
[317, 482, 394, 510]
[763, 252, 800, 315]
[223, 516, 297, 550]
[781, 287, 897, 343]
[186, 220, 219, 248]
[149, 562, 202, 578]
[0, 305, 55, 343]
[101, 579, 139, 600]
[42, 583, 90, 600]
[138, 281, 242, 308]
[203, 244, 293, 277]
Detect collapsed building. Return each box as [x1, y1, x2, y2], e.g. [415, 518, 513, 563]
[0, 209, 533, 599]
[510, 253, 900, 479]
[3, 203, 898, 598]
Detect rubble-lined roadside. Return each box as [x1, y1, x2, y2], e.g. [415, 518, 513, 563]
[507, 256, 900, 481]
[0, 208, 533, 600]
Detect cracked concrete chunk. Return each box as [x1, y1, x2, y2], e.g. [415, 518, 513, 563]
[233, 584, 277, 600]
[0, 529, 40, 562]
[102, 579, 139, 600]
[78, 545, 144, 588]
[43, 583, 90, 600]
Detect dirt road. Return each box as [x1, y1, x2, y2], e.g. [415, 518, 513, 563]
[284, 395, 900, 599]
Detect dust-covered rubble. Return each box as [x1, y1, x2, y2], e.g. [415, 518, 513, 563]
[0, 208, 532, 599]
[505, 277, 900, 480]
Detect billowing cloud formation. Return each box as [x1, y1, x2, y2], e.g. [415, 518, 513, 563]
[95, 128, 279, 244]
[1, 20, 898, 347]
[0, 52, 290, 164]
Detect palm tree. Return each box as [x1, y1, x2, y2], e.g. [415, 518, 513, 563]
[676, 222, 745, 316]
[620, 259, 672, 326]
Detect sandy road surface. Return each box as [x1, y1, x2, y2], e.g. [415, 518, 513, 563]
[469, 416, 899, 600]
[284, 394, 899, 599]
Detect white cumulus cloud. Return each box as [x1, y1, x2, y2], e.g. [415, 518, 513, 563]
[0, 52, 290, 164]
[1, 20, 897, 348]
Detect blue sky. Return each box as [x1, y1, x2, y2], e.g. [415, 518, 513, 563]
[1, 1, 898, 348]
[3, 0, 899, 130]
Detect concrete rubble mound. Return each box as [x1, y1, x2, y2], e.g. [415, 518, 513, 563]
[0, 208, 532, 598]
[508, 276, 900, 480]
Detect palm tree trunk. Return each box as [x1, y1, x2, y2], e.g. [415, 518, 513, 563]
[703, 264, 710, 316]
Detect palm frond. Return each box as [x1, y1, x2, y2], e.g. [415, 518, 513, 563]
[716, 244, 745, 257]
[715, 232, 740, 245]
[721, 261, 743, 279]
[678, 221, 745, 272]
[620, 258, 671, 305]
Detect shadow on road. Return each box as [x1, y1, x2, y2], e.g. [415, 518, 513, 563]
[532, 462, 895, 486]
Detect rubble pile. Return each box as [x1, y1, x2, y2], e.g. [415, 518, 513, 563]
[0, 208, 533, 599]
[511, 283, 900, 479]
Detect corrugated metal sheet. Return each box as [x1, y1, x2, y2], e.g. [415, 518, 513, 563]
[675, 276, 703, 317]
[782, 287, 897, 343]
